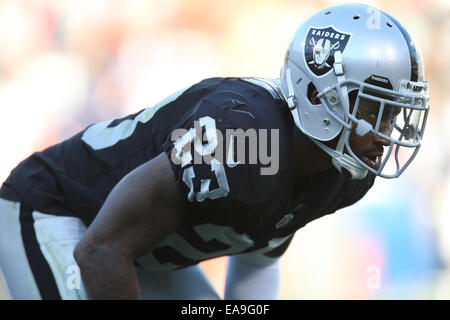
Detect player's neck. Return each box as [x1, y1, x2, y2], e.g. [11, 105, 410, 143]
[291, 128, 334, 181]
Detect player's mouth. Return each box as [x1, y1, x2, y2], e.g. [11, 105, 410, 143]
[360, 151, 383, 169]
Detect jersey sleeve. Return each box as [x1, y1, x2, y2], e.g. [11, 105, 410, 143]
[160, 91, 278, 219]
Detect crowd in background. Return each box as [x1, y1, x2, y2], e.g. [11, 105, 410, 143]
[0, 0, 449, 299]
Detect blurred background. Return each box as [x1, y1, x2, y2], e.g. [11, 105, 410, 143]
[0, 0, 449, 300]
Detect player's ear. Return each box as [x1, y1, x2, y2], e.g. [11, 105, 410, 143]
[307, 83, 321, 105]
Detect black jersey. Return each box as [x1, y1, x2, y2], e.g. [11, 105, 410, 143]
[0, 77, 375, 271]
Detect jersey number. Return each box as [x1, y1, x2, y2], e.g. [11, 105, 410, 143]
[173, 116, 230, 202]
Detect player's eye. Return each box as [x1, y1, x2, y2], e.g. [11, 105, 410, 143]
[357, 98, 379, 122]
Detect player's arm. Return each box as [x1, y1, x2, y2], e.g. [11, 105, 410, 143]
[73, 152, 186, 299]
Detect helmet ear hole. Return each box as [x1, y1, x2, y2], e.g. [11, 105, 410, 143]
[307, 82, 321, 105]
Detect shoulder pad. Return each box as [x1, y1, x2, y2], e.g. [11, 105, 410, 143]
[242, 78, 284, 101]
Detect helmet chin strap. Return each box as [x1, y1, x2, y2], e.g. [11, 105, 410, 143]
[326, 51, 368, 180]
[310, 136, 368, 180]
[284, 52, 368, 180]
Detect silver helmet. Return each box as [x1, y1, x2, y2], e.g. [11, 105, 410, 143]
[280, 4, 430, 179]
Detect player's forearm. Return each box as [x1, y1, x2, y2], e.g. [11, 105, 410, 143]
[74, 242, 141, 299]
[73, 154, 185, 299]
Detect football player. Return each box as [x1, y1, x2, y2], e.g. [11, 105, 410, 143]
[0, 4, 429, 299]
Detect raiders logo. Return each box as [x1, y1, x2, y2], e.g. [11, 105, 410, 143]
[305, 26, 351, 76]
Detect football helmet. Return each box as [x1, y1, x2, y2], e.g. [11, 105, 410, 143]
[280, 4, 430, 179]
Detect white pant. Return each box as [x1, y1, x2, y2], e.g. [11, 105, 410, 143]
[0, 197, 220, 300]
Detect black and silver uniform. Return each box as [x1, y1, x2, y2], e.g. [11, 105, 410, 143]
[0, 77, 375, 271]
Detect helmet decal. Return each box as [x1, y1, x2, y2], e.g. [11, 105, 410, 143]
[304, 26, 351, 76]
[364, 75, 393, 90]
